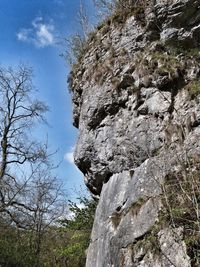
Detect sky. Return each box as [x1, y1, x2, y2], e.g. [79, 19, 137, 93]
[0, 0, 96, 200]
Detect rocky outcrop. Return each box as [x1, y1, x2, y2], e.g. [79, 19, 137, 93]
[70, 0, 200, 266]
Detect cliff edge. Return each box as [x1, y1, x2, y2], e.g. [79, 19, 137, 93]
[69, 0, 200, 266]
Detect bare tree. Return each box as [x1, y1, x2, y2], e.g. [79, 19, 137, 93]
[92, 0, 114, 16]
[0, 65, 49, 226]
[93, 0, 146, 17]
[78, 0, 91, 39]
[26, 165, 66, 264]
[63, 1, 93, 66]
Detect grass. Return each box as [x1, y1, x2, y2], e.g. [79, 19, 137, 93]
[161, 160, 200, 266]
[169, 47, 200, 58]
[186, 80, 200, 99]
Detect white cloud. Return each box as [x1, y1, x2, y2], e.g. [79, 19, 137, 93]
[17, 17, 55, 48]
[17, 29, 31, 42]
[64, 146, 75, 164]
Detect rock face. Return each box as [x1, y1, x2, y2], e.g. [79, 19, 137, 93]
[70, 0, 200, 266]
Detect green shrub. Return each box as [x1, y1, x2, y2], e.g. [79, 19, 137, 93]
[57, 197, 97, 267]
[0, 225, 40, 267]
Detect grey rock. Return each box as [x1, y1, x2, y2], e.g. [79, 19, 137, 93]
[86, 166, 162, 267]
[158, 227, 191, 267]
[69, 0, 200, 265]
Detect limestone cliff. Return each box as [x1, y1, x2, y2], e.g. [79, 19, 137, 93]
[69, 0, 200, 266]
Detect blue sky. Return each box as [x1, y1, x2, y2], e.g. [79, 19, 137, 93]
[0, 0, 95, 200]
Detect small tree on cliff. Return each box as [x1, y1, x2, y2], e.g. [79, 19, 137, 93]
[93, 0, 141, 14]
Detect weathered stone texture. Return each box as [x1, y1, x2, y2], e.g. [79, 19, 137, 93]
[70, 0, 200, 266]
